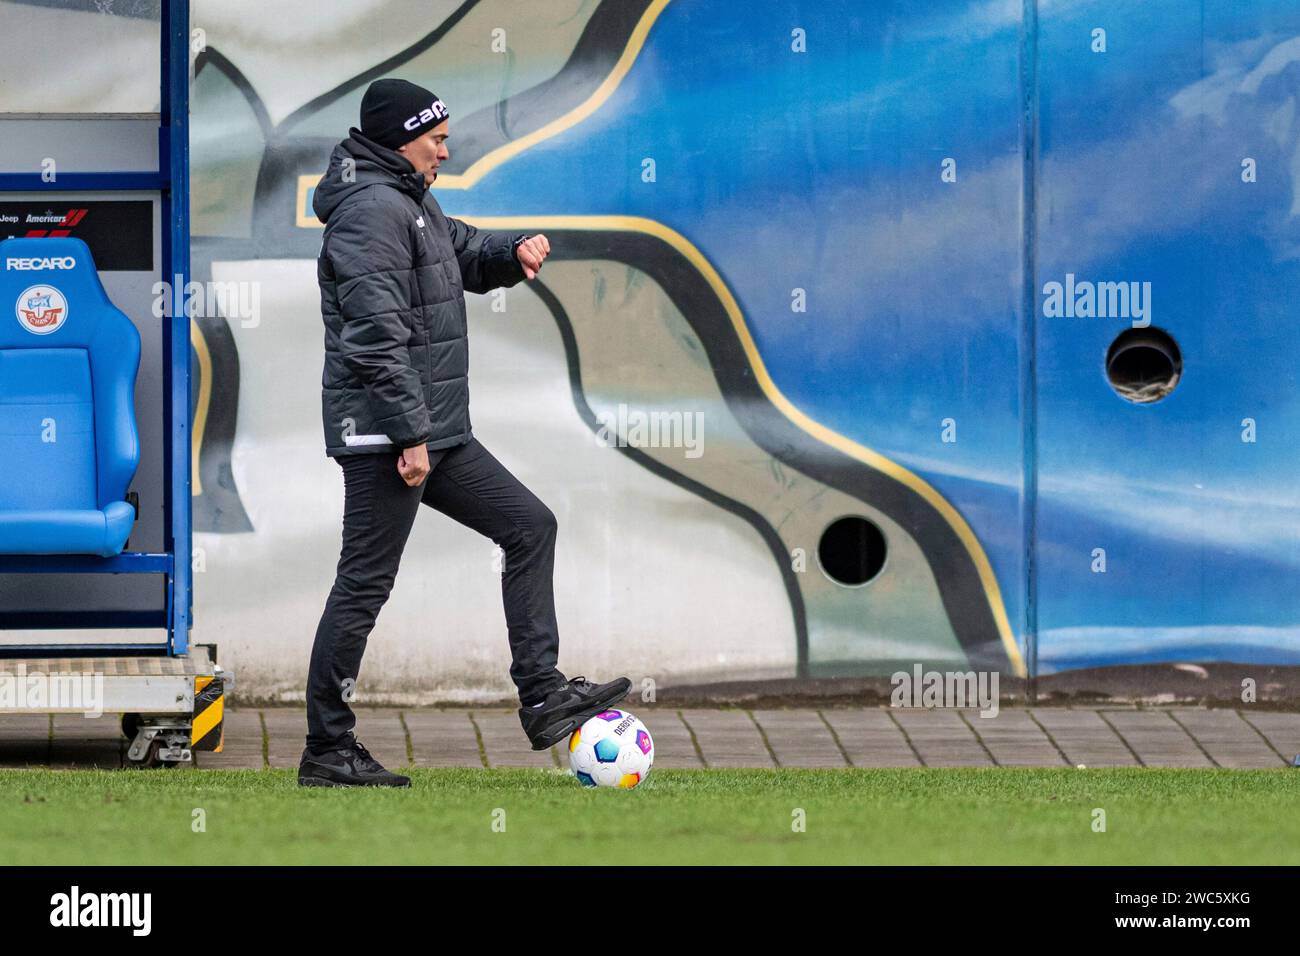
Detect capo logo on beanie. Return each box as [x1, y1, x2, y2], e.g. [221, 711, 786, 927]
[403, 99, 448, 133]
[360, 78, 450, 150]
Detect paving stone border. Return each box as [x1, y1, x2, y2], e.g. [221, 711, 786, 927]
[0, 707, 1294, 770]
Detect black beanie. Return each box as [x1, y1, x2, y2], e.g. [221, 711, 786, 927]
[360, 78, 450, 150]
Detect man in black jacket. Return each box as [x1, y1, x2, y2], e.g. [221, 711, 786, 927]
[300, 78, 630, 788]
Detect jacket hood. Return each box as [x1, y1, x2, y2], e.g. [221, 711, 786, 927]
[313, 128, 428, 223]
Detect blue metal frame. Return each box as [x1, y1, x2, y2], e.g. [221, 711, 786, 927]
[161, 0, 192, 656]
[0, 173, 166, 191]
[0, 554, 173, 574]
[0, 1, 192, 657]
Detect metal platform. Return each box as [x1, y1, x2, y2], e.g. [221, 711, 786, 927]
[0, 645, 221, 715]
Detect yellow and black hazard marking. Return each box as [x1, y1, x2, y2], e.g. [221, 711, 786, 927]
[192, 675, 225, 752]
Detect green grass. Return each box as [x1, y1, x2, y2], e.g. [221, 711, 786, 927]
[0, 767, 1296, 865]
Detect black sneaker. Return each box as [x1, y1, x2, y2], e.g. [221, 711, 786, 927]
[297, 735, 411, 788]
[519, 675, 632, 751]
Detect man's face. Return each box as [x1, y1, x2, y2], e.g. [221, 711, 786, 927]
[397, 119, 450, 186]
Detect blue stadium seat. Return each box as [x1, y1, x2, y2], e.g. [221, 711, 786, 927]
[0, 237, 140, 557]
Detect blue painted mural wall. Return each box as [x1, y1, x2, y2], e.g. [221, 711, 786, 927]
[435, 0, 1300, 675]
[175, 0, 1300, 691]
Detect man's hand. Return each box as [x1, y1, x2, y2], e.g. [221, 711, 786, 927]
[398, 443, 431, 486]
[515, 234, 550, 279]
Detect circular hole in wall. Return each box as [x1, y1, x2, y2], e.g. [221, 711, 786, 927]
[817, 516, 887, 586]
[1105, 327, 1182, 403]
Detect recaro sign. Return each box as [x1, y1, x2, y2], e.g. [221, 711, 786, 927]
[6, 257, 77, 270]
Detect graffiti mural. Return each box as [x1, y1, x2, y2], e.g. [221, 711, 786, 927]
[15, 0, 1285, 698]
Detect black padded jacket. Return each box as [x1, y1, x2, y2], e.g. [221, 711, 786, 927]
[313, 129, 528, 457]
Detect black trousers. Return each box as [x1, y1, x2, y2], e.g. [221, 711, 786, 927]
[306, 437, 564, 751]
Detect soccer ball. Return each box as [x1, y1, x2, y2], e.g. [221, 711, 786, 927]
[568, 709, 654, 788]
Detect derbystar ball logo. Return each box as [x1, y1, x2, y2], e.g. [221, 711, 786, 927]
[402, 98, 449, 131]
[6, 256, 76, 270]
[15, 285, 68, 334]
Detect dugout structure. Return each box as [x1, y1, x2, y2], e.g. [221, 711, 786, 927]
[0, 0, 230, 765]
